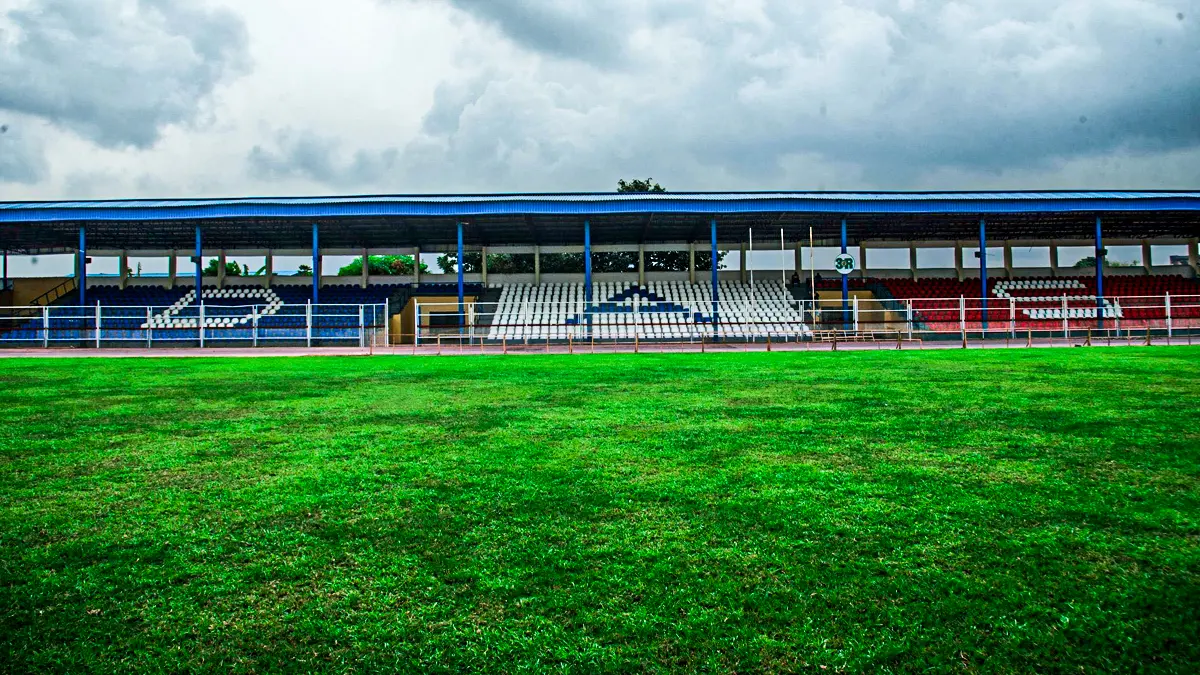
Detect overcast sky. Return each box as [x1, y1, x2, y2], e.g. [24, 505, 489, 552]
[1, 0, 1198, 204]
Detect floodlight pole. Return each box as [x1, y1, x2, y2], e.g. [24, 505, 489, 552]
[979, 219, 988, 331]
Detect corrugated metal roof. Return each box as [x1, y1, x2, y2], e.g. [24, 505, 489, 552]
[1, 191, 1199, 223]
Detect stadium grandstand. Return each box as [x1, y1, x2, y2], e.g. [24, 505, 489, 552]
[1, 190, 1198, 351]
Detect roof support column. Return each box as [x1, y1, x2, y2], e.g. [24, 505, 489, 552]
[739, 240, 747, 284]
[637, 245, 645, 287]
[361, 248, 369, 289]
[1003, 241, 1014, 279]
[979, 219, 988, 331]
[194, 226, 202, 297]
[1188, 238, 1199, 276]
[119, 251, 129, 290]
[711, 219, 719, 331]
[167, 252, 177, 290]
[688, 242, 696, 285]
[954, 241, 964, 282]
[78, 226, 87, 308]
[841, 219, 849, 331]
[413, 248, 421, 285]
[858, 243, 867, 279]
[584, 220, 593, 336]
[1049, 241, 1060, 278]
[217, 250, 227, 290]
[909, 243, 919, 281]
[534, 245, 541, 285]
[264, 250, 273, 289]
[312, 223, 319, 305]
[481, 246, 488, 286]
[794, 240, 803, 276]
[1142, 239, 1153, 274]
[1096, 218, 1105, 329]
[457, 221, 464, 328]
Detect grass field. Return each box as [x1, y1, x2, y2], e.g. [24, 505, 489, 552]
[1, 349, 1198, 673]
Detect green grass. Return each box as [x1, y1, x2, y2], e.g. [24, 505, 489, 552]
[1, 349, 1199, 674]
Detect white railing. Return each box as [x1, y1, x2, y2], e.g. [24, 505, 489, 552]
[0, 303, 388, 349]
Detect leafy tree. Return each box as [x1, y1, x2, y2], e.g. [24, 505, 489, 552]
[617, 178, 666, 193]
[203, 259, 243, 277]
[1073, 256, 1139, 268]
[295, 264, 313, 277]
[338, 255, 429, 276]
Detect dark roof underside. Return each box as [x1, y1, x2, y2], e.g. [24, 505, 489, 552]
[1, 192, 1197, 253]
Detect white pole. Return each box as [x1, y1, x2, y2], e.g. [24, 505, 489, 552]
[1165, 292, 1172, 339]
[853, 295, 860, 332]
[414, 299, 420, 346]
[146, 306, 152, 348]
[253, 304, 259, 348]
[780, 227, 786, 290]
[306, 300, 312, 348]
[199, 301, 205, 348]
[809, 226, 816, 324]
[1009, 296, 1016, 339]
[748, 227, 754, 293]
[959, 296, 965, 335]
[384, 298, 390, 347]
[95, 301, 101, 349]
[906, 299, 913, 340]
[43, 305, 49, 348]
[359, 304, 365, 348]
[1062, 294, 1068, 339]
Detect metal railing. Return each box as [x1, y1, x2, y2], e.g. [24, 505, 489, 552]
[0, 303, 389, 349]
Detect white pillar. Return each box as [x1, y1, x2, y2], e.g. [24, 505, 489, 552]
[361, 248, 369, 289]
[1142, 240, 1153, 274]
[534, 245, 541, 285]
[954, 242, 964, 282]
[637, 245, 645, 286]
[689, 242, 696, 284]
[217, 250, 226, 289]
[909, 244, 918, 280]
[119, 251, 129, 290]
[1049, 242, 1060, 277]
[167, 252, 177, 290]
[1003, 242, 1014, 278]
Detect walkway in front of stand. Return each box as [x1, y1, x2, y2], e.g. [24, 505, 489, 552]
[0, 336, 1192, 358]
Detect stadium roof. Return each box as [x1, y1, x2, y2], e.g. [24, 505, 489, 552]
[1, 191, 1198, 253]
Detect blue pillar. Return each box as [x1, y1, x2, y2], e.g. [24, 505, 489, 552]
[841, 218, 849, 330]
[457, 221, 465, 328]
[78, 226, 87, 307]
[1095, 217, 1105, 329]
[711, 218, 719, 330]
[194, 225, 203, 301]
[584, 220, 593, 334]
[311, 223, 320, 305]
[979, 219, 988, 330]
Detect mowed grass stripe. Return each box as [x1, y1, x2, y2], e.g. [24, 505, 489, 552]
[0, 348, 1197, 673]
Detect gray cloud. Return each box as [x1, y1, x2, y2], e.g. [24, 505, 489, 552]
[0, 121, 48, 184]
[0, 0, 250, 150]
[248, 130, 400, 188]
[404, 0, 1200, 189]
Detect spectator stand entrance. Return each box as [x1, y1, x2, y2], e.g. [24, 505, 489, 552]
[1, 191, 1198, 353]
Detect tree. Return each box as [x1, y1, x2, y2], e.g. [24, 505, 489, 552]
[338, 255, 429, 276]
[1073, 256, 1139, 268]
[295, 264, 313, 277]
[203, 259, 243, 277]
[617, 178, 666, 193]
